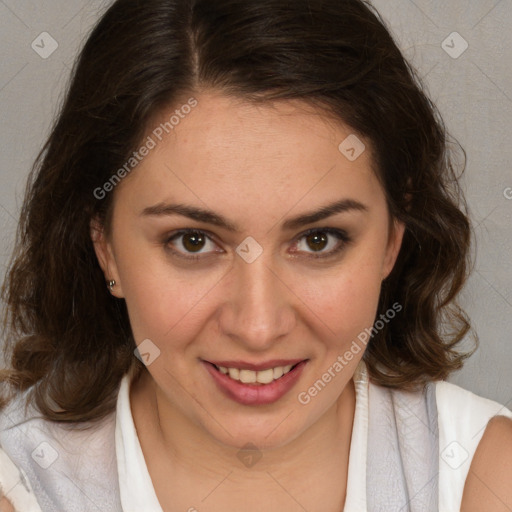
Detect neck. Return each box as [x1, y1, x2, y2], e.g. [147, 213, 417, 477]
[130, 369, 356, 509]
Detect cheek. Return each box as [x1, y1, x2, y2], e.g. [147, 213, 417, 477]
[293, 239, 386, 349]
[119, 263, 224, 345]
[111, 234, 207, 343]
[296, 270, 382, 348]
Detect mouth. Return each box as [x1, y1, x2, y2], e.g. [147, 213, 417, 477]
[202, 359, 308, 405]
[208, 361, 301, 385]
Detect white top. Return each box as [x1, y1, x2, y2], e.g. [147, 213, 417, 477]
[114, 362, 371, 512]
[116, 362, 368, 511]
[114, 361, 512, 511]
[1, 360, 511, 511]
[115, 374, 163, 512]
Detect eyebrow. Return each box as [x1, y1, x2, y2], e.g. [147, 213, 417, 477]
[140, 198, 368, 232]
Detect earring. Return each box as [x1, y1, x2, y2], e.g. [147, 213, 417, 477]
[108, 279, 116, 293]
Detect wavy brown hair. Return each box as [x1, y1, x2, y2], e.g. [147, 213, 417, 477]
[0, 0, 474, 425]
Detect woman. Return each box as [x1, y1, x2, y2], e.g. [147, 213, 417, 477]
[0, 0, 511, 510]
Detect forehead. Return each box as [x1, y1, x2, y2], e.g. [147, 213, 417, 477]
[149, 91, 370, 163]
[114, 91, 384, 216]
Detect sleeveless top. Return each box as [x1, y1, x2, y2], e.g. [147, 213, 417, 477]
[1, 360, 511, 512]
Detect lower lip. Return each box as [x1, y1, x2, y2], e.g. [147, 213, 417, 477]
[203, 360, 308, 405]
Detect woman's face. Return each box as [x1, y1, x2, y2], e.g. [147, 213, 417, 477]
[93, 90, 404, 449]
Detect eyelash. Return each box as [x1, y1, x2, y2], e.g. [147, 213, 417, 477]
[163, 227, 352, 261]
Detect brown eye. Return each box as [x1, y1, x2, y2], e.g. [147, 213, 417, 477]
[182, 232, 206, 252]
[293, 228, 351, 258]
[305, 232, 328, 252]
[165, 230, 220, 258]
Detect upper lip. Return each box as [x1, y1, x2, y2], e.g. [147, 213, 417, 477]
[204, 358, 306, 371]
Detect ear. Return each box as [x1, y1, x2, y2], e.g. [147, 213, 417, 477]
[90, 216, 124, 298]
[381, 217, 405, 280]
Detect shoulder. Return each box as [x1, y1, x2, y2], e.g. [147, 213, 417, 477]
[461, 415, 512, 511]
[0, 389, 118, 512]
[0, 497, 14, 512]
[0, 445, 42, 512]
[435, 379, 512, 436]
[435, 379, 508, 415]
[0, 448, 15, 512]
[434, 379, 512, 510]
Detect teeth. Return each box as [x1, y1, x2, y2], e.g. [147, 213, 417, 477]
[216, 364, 297, 384]
[273, 366, 284, 379]
[228, 368, 239, 380]
[257, 368, 275, 384]
[239, 369, 257, 384]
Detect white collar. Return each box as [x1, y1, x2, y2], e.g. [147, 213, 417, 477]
[115, 373, 164, 512]
[344, 360, 369, 511]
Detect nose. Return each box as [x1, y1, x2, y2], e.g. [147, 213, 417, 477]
[217, 253, 297, 352]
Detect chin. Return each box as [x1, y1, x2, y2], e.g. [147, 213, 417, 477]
[203, 411, 310, 453]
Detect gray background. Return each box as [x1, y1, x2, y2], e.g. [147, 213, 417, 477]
[0, 1, 511, 405]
